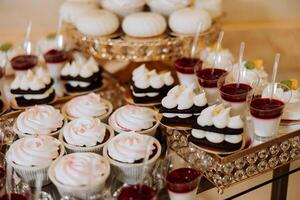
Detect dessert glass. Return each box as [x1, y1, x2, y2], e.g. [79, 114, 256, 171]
[249, 83, 292, 139]
[174, 58, 202, 87]
[218, 69, 259, 116]
[115, 184, 157, 200]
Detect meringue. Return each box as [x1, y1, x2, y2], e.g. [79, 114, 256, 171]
[101, 0, 146, 17]
[147, 0, 192, 16]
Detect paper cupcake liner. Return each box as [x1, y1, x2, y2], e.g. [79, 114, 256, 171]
[61, 98, 113, 123]
[12, 119, 67, 139]
[59, 125, 114, 155]
[7, 143, 65, 187]
[48, 156, 108, 199]
[103, 138, 161, 184]
[108, 112, 159, 137]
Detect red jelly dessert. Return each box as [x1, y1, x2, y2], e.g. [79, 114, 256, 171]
[44, 49, 69, 63]
[175, 58, 202, 74]
[250, 98, 285, 119]
[10, 55, 38, 71]
[166, 168, 200, 193]
[0, 193, 28, 200]
[196, 68, 227, 88]
[220, 83, 252, 102]
[117, 184, 156, 200]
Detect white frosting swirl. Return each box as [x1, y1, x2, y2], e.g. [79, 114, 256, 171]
[212, 105, 231, 129]
[191, 129, 242, 144]
[11, 68, 51, 91]
[200, 47, 234, 69]
[62, 117, 106, 147]
[132, 65, 174, 89]
[65, 93, 109, 118]
[8, 135, 61, 166]
[16, 105, 64, 135]
[227, 116, 244, 129]
[107, 132, 156, 163]
[112, 105, 156, 131]
[197, 104, 216, 126]
[54, 153, 110, 186]
[161, 85, 207, 109]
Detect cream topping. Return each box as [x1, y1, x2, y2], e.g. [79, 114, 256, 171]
[22, 88, 54, 100]
[16, 105, 64, 135]
[65, 93, 108, 118]
[161, 85, 207, 109]
[200, 47, 234, 69]
[107, 132, 156, 163]
[54, 153, 110, 186]
[8, 135, 60, 166]
[112, 105, 156, 131]
[62, 117, 106, 147]
[191, 129, 242, 144]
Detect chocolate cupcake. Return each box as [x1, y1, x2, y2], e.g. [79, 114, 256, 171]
[10, 67, 55, 107]
[61, 52, 103, 94]
[190, 104, 244, 151]
[130, 64, 174, 104]
[159, 85, 208, 126]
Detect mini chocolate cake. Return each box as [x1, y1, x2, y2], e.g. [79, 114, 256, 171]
[130, 64, 174, 103]
[10, 68, 55, 107]
[159, 85, 208, 126]
[189, 104, 244, 151]
[60, 53, 103, 93]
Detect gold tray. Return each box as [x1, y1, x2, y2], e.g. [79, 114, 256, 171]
[62, 21, 222, 62]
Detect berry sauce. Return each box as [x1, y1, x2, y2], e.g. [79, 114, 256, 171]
[250, 98, 285, 119]
[166, 168, 200, 193]
[10, 55, 37, 71]
[196, 68, 227, 88]
[175, 58, 202, 74]
[117, 184, 156, 200]
[220, 83, 252, 102]
[44, 49, 69, 63]
[0, 193, 28, 200]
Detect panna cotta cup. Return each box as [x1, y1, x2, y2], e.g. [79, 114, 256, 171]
[174, 58, 202, 87]
[218, 70, 259, 116]
[249, 83, 291, 138]
[116, 184, 157, 200]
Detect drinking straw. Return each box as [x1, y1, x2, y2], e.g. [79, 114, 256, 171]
[23, 20, 32, 54]
[190, 22, 202, 59]
[236, 41, 246, 87]
[57, 16, 64, 50]
[34, 173, 43, 200]
[270, 53, 280, 99]
[212, 31, 224, 74]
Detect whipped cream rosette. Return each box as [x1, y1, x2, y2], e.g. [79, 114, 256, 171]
[62, 93, 113, 122]
[190, 104, 244, 152]
[7, 135, 64, 186]
[108, 104, 159, 136]
[13, 105, 65, 138]
[59, 117, 114, 154]
[49, 153, 110, 199]
[103, 132, 161, 184]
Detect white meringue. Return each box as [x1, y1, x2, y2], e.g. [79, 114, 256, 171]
[147, 0, 192, 16]
[102, 0, 146, 17]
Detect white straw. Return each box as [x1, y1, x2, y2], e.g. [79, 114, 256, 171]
[23, 20, 32, 54]
[191, 22, 202, 58]
[270, 53, 280, 99]
[212, 31, 224, 73]
[34, 173, 43, 200]
[57, 17, 64, 49]
[237, 42, 246, 86]
[139, 137, 153, 192]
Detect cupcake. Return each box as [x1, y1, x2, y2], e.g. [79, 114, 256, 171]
[62, 93, 113, 121]
[49, 152, 110, 199]
[10, 68, 56, 107]
[74, 9, 119, 37]
[108, 105, 159, 136]
[13, 105, 65, 138]
[6, 135, 63, 186]
[59, 0, 99, 24]
[147, 0, 192, 16]
[101, 0, 146, 17]
[103, 132, 161, 184]
[280, 79, 300, 120]
[169, 7, 212, 35]
[190, 104, 244, 151]
[194, 0, 223, 18]
[130, 64, 174, 103]
[122, 12, 167, 38]
[159, 85, 208, 126]
[60, 52, 103, 94]
[200, 45, 234, 69]
[59, 117, 114, 154]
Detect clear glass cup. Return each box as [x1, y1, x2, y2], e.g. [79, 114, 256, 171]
[115, 183, 157, 200]
[174, 58, 202, 87]
[249, 83, 292, 139]
[218, 69, 260, 116]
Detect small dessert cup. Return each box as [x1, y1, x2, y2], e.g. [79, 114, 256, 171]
[103, 137, 161, 184]
[218, 69, 259, 116]
[59, 124, 114, 154]
[174, 58, 202, 87]
[115, 183, 157, 200]
[249, 83, 292, 139]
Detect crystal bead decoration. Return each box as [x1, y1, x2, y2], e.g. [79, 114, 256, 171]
[246, 153, 258, 164]
[279, 152, 289, 163]
[235, 158, 246, 169]
[223, 163, 234, 174]
[222, 175, 233, 186]
[258, 149, 269, 159]
[280, 141, 290, 152]
[246, 165, 258, 176]
[290, 136, 300, 147]
[290, 148, 300, 159]
[268, 157, 279, 168]
[269, 145, 280, 155]
[257, 160, 268, 172]
[234, 170, 246, 181]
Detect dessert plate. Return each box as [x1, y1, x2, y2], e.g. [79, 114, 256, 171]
[124, 88, 161, 107]
[189, 136, 246, 155]
[157, 113, 192, 131]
